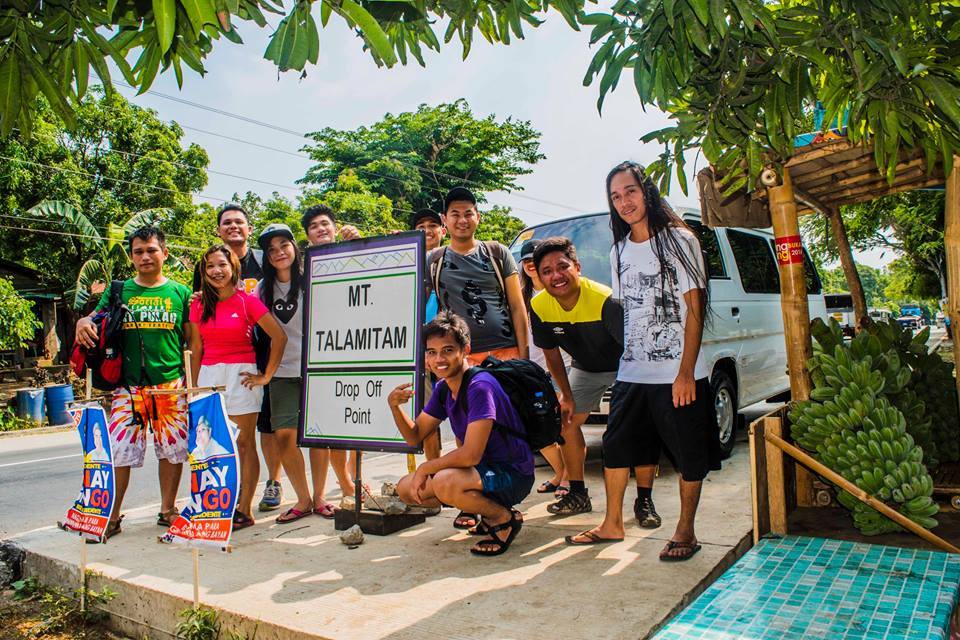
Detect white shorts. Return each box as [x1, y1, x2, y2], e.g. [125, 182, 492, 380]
[198, 363, 263, 416]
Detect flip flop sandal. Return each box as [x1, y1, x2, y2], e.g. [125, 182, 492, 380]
[313, 503, 336, 519]
[470, 512, 523, 557]
[232, 511, 255, 531]
[276, 507, 312, 524]
[157, 507, 179, 527]
[564, 530, 624, 546]
[537, 480, 561, 494]
[453, 511, 479, 529]
[659, 540, 702, 562]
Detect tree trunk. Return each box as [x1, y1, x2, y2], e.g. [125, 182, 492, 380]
[827, 206, 868, 330]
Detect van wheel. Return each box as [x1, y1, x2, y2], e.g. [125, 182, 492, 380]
[711, 370, 737, 459]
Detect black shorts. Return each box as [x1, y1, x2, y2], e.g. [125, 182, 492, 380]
[255, 384, 273, 434]
[476, 462, 534, 509]
[603, 379, 721, 481]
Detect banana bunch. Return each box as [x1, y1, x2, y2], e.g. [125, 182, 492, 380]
[788, 318, 941, 535]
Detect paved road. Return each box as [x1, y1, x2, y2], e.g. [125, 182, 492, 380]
[0, 429, 192, 539]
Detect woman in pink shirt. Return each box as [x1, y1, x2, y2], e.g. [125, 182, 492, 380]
[188, 245, 286, 529]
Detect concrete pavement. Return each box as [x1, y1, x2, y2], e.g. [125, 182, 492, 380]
[7, 435, 754, 640]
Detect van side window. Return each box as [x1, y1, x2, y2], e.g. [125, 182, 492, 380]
[686, 221, 728, 279]
[727, 230, 780, 294]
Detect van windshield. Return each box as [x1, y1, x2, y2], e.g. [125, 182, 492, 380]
[509, 214, 614, 286]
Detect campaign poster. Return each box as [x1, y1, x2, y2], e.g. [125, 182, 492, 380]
[61, 405, 116, 542]
[299, 231, 425, 453]
[161, 393, 238, 549]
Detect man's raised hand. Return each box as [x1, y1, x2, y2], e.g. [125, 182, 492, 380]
[388, 383, 414, 408]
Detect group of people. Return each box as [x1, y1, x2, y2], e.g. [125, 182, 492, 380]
[74, 160, 721, 561]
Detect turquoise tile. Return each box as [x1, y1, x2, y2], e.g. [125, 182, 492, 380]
[652, 535, 960, 639]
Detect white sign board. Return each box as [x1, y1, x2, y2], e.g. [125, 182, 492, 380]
[299, 232, 425, 453]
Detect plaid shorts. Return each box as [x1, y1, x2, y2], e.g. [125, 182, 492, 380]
[108, 378, 189, 468]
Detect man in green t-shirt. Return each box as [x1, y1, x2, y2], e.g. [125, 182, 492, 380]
[75, 227, 192, 541]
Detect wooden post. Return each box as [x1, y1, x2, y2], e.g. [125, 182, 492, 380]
[945, 156, 960, 407]
[406, 454, 416, 474]
[182, 350, 201, 610]
[748, 418, 770, 543]
[763, 416, 788, 535]
[827, 206, 868, 330]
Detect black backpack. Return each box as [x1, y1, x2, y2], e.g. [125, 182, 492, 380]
[70, 280, 127, 391]
[439, 356, 563, 451]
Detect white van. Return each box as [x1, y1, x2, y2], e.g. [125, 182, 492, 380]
[510, 208, 828, 457]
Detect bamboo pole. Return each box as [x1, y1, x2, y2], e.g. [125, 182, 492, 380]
[765, 167, 813, 400]
[764, 430, 960, 554]
[946, 156, 960, 408]
[827, 206, 868, 330]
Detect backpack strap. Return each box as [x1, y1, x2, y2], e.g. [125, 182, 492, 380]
[250, 248, 263, 268]
[109, 279, 125, 307]
[482, 241, 506, 294]
[429, 247, 447, 310]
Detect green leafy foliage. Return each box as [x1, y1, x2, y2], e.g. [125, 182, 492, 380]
[9, 575, 116, 634]
[0, 1, 588, 137]
[790, 316, 958, 535]
[0, 276, 41, 351]
[803, 191, 946, 300]
[476, 204, 527, 245]
[176, 606, 221, 640]
[0, 91, 208, 295]
[583, 0, 960, 195]
[299, 100, 544, 216]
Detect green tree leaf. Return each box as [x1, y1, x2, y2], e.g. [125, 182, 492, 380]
[154, 0, 178, 54]
[0, 55, 21, 137]
[338, 0, 398, 66]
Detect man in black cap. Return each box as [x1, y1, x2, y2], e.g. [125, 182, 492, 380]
[427, 187, 529, 530]
[411, 209, 446, 253]
[428, 187, 527, 366]
[412, 209, 446, 462]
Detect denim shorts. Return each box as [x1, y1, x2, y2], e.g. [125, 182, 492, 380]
[475, 462, 534, 508]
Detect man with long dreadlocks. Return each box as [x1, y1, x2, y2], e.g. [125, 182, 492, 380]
[565, 162, 721, 562]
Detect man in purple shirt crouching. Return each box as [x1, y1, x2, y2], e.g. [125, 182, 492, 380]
[388, 311, 535, 557]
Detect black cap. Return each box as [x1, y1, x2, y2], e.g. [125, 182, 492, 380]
[257, 223, 295, 250]
[519, 239, 541, 262]
[443, 186, 477, 212]
[410, 209, 442, 229]
[217, 203, 249, 225]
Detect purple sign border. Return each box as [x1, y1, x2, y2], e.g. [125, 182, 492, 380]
[298, 231, 425, 454]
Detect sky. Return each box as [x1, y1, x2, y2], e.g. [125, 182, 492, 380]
[114, 9, 889, 268]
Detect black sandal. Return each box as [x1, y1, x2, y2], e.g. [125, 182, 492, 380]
[86, 515, 124, 544]
[232, 511, 255, 531]
[467, 519, 489, 536]
[470, 511, 522, 556]
[157, 507, 179, 527]
[453, 511, 479, 529]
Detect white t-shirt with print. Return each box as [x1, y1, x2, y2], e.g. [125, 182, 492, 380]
[609, 228, 708, 384]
